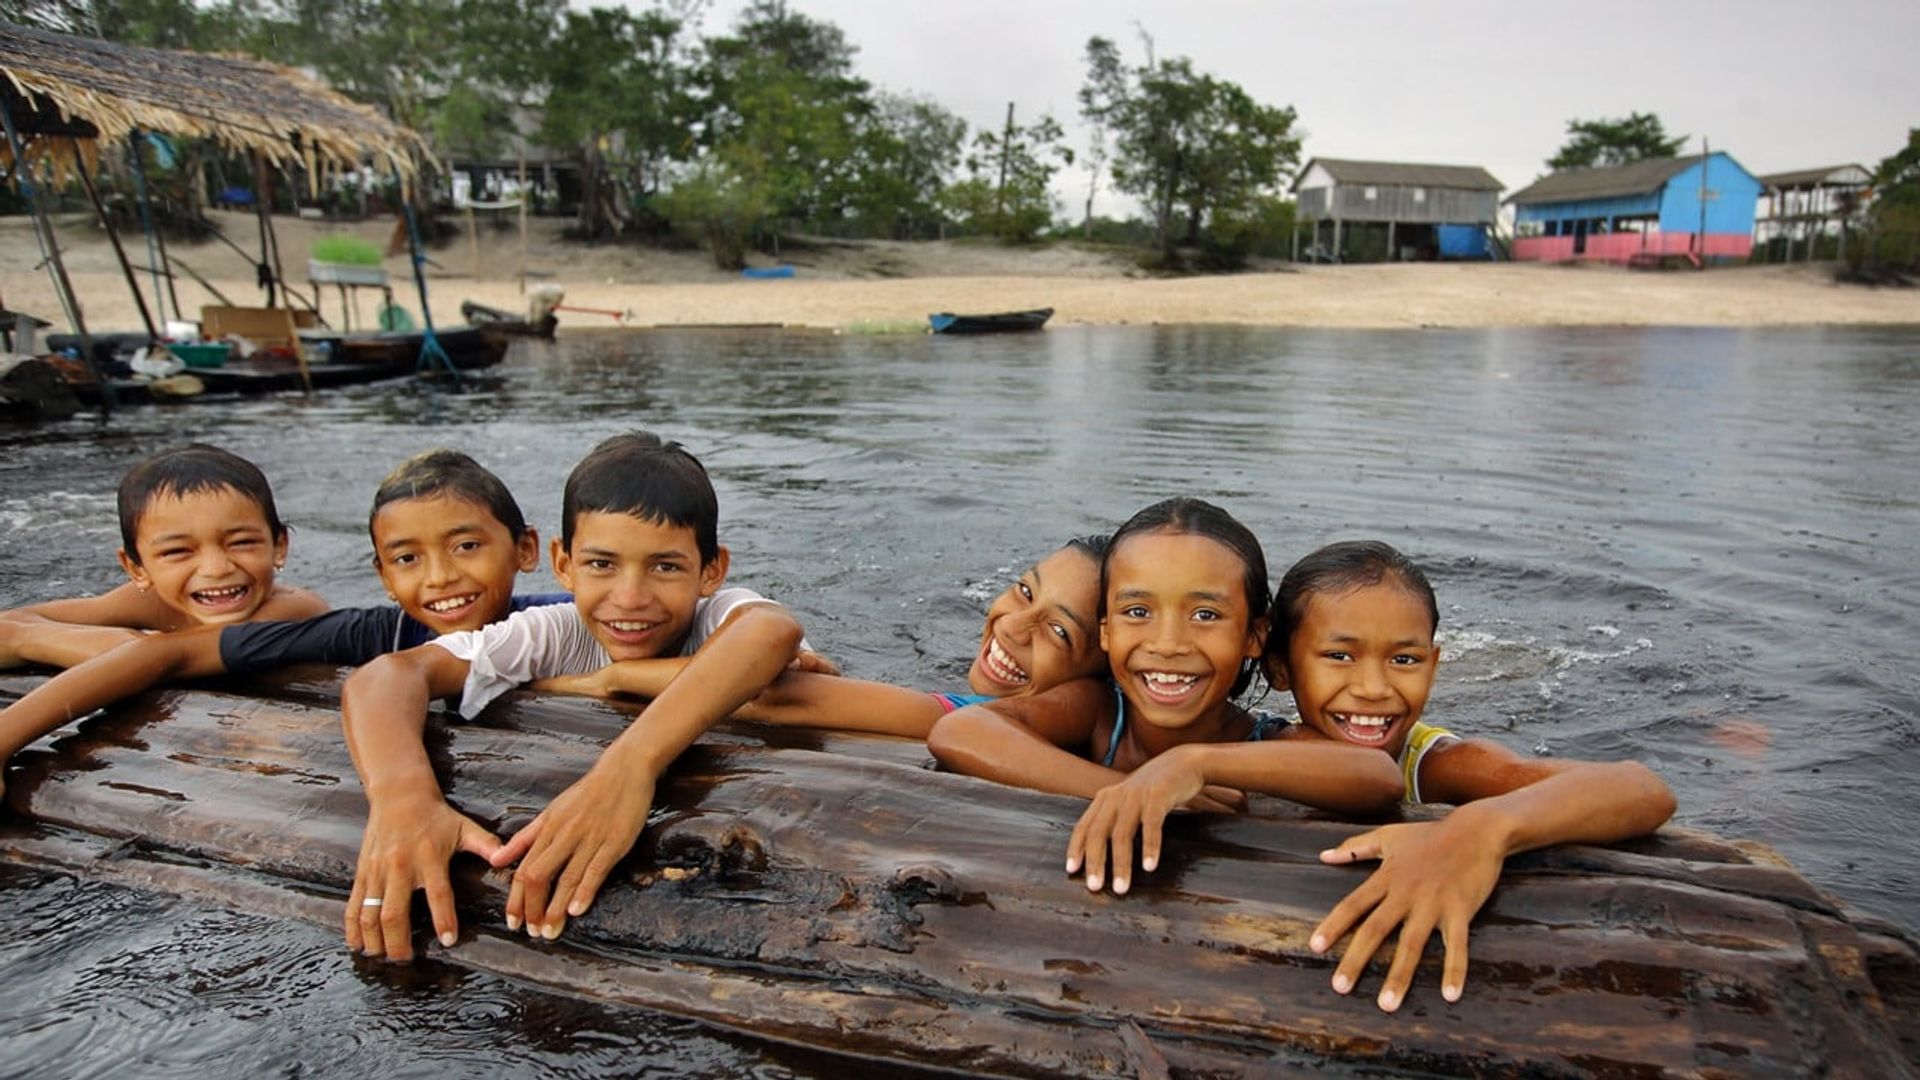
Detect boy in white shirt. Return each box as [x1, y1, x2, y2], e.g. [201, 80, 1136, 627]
[341, 431, 812, 961]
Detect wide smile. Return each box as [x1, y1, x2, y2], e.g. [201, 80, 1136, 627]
[422, 593, 481, 618]
[976, 635, 1029, 688]
[1134, 669, 1203, 706]
[189, 583, 252, 612]
[1329, 711, 1402, 747]
[599, 617, 665, 648]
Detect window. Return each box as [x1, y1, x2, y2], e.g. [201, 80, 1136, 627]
[1412, 188, 1427, 203]
[1364, 186, 1377, 200]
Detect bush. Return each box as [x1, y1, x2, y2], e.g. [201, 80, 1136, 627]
[656, 163, 773, 270]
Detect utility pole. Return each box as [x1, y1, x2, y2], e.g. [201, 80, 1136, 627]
[995, 102, 1014, 237]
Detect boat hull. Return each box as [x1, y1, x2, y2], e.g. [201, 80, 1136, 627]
[928, 307, 1053, 334]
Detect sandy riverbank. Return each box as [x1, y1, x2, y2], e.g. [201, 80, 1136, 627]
[3, 209, 1915, 333]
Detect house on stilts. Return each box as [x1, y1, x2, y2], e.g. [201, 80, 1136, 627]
[1508, 152, 1761, 265]
[1753, 165, 1872, 263]
[1289, 158, 1504, 262]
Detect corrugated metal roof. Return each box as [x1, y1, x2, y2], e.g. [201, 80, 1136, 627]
[1293, 158, 1503, 193]
[1506, 157, 1697, 205]
[1757, 165, 1870, 191]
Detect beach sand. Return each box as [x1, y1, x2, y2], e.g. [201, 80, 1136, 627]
[4, 209, 1915, 334]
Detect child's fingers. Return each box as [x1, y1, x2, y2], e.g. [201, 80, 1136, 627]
[1439, 910, 1472, 1003]
[344, 871, 370, 952]
[1376, 908, 1439, 1013]
[458, 817, 505, 863]
[1331, 903, 1402, 997]
[492, 813, 544, 869]
[1320, 828, 1386, 865]
[1310, 869, 1388, 953]
[379, 876, 415, 962]
[542, 849, 590, 933]
[1139, 803, 1168, 874]
[1081, 807, 1113, 893]
[505, 874, 526, 933]
[422, 862, 460, 950]
[1107, 805, 1138, 895]
[566, 847, 620, 919]
[1065, 809, 1094, 876]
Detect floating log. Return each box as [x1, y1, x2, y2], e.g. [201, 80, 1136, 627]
[1, 671, 1915, 1077]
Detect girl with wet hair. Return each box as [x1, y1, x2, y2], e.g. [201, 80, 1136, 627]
[1074, 538, 1676, 1014]
[926, 498, 1402, 846]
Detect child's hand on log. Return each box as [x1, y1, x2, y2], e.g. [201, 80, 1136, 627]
[346, 794, 503, 962]
[493, 755, 656, 940]
[1067, 745, 1213, 895]
[1310, 816, 1503, 1012]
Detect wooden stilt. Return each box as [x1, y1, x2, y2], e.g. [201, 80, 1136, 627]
[0, 93, 110, 410]
[73, 138, 158, 340]
[517, 155, 528, 296]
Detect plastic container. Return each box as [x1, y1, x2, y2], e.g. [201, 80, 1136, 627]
[169, 342, 232, 369]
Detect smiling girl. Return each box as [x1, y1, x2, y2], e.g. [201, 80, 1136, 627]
[926, 499, 1401, 843]
[1068, 539, 1675, 1013]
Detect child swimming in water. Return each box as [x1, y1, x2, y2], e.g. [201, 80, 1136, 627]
[0, 450, 567, 802]
[0, 444, 327, 669]
[927, 499, 1402, 830]
[1067, 539, 1676, 1012]
[535, 535, 1112, 738]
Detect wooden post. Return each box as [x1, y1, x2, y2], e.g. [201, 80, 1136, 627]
[0, 97, 109, 409]
[1387, 220, 1397, 263]
[466, 201, 480, 283]
[517, 154, 528, 297]
[72, 138, 158, 340]
[252, 152, 278, 307]
[126, 130, 177, 323]
[1332, 217, 1342, 264]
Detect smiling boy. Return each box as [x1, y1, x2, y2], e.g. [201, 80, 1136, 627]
[342, 432, 811, 961]
[0, 444, 327, 670]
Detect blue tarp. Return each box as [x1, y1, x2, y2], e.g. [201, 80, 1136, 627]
[1437, 224, 1488, 259]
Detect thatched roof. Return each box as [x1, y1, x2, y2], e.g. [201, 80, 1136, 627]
[0, 21, 428, 179]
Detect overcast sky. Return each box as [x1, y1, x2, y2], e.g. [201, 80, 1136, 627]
[689, 0, 1918, 217]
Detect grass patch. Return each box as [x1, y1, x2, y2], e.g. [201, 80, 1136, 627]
[841, 318, 927, 336]
[311, 234, 384, 266]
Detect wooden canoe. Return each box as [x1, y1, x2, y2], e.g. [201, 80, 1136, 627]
[1, 670, 1914, 1077]
[928, 308, 1053, 334]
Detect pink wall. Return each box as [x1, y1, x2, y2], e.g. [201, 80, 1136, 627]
[1513, 232, 1753, 264]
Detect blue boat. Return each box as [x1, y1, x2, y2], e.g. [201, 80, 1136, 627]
[741, 265, 796, 279]
[928, 307, 1053, 334]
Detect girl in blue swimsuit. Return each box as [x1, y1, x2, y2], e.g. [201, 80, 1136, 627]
[927, 498, 1403, 823]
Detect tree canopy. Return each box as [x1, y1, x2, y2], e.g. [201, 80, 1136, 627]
[1547, 112, 1688, 171]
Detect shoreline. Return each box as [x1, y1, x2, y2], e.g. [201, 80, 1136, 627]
[4, 212, 1916, 333]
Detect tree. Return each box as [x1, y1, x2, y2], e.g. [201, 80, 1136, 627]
[700, 0, 872, 229]
[1862, 127, 1920, 271]
[1081, 37, 1300, 261]
[944, 109, 1071, 242]
[1547, 112, 1687, 171]
[846, 94, 966, 239]
[540, 3, 697, 237]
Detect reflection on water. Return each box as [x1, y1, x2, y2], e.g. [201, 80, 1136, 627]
[1, 324, 1916, 1073]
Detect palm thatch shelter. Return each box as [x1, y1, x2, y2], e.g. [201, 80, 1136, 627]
[1, 21, 433, 396]
[0, 21, 426, 182]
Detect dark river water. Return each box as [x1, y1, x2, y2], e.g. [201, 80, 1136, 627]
[1, 324, 1916, 1075]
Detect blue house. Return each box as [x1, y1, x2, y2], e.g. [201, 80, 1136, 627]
[1508, 152, 1762, 264]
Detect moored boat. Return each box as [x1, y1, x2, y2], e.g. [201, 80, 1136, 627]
[928, 307, 1054, 334]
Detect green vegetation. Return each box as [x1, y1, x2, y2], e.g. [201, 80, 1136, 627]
[1547, 113, 1688, 171]
[10, 2, 1310, 272]
[1858, 127, 1920, 275]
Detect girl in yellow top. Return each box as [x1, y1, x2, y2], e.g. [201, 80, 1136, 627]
[1067, 540, 1675, 1013]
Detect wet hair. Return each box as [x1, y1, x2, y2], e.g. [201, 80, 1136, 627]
[367, 450, 529, 545]
[1062, 532, 1111, 564]
[1268, 541, 1440, 664]
[117, 444, 285, 564]
[1103, 498, 1270, 696]
[561, 431, 718, 562]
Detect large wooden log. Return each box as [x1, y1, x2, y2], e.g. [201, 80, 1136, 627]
[2, 672, 1916, 1077]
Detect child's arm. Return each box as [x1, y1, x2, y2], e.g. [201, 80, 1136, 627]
[925, 680, 1119, 797]
[1311, 741, 1675, 1013]
[539, 659, 942, 738]
[0, 626, 235, 796]
[339, 644, 503, 963]
[0, 585, 173, 668]
[1067, 740, 1405, 894]
[496, 603, 804, 941]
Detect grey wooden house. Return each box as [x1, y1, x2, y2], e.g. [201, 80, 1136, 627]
[1290, 158, 1505, 262]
